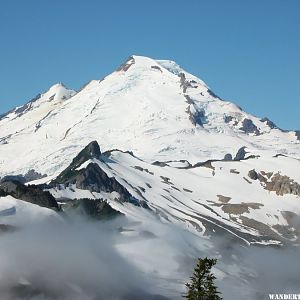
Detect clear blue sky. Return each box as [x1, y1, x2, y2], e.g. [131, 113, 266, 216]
[0, 0, 299, 129]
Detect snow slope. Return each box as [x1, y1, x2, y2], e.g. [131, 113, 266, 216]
[46, 145, 300, 246]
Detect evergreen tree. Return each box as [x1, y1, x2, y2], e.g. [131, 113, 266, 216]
[184, 257, 222, 300]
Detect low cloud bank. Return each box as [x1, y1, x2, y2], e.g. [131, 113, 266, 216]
[0, 213, 299, 300]
[0, 216, 170, 300]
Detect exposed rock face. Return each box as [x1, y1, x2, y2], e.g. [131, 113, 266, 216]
[117, 56, 135, 72]
[102, 149, 134, 158]
[0, 179, 59, 209]
[69, 163, 143, 206]
[151, 65, 162, 72]
[0, 180, 19, 193]
[187, 104, 207, 127]
[223, 153, 233, 161]
[24, 169, 47, 182]
[192, 109, 207, 126]
[53, 142, 148, 208]
[248, 169, 300, 197]
[217, 194, 231, 203]
[221, 202, 263, 215]
[234, 146, 247, 161]
[224, 115, 234, 123]
[295, 131, 300, 141]
[82, 140, 101, 159]
[179, 72, 192, 93]
[239, 216, 282, 240]
[230, 169, 240, 174]
[248, 169, 258, 180]
[77, 163, 125, 193]
[265, 173, 300, 197]
[63, 198, 123, 219]
[240, 118, 260, 135]
[54, 140, 101, 184]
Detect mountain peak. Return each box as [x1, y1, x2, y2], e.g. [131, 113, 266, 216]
[48, 82, 68, 92]
[54, 141, 101, 184]
[43, 82, 76, 102]
[115, 55, 208, 90]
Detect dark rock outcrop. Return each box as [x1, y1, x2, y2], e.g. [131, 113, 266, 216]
[152, 161, 168, 167]
[52, 141, 148, 208]
[234, 146, 247, 161]
[179, 72, 192, 93]
[0, 179, 59, 210]
[247, 169, 300, 197]
[55, 162, 142, 206]
[102, 149, 135, 158]
[54, 140, 101, 184]
[240, 118, 260, 135]
[265, 173, 300, 197]
[295, 131, 300, 141]
[24, 169, 47, 182]
[248, 169, 258, 180]
[192, 109, 207, 126]
[224, 115, 234, 123]
[117, 56, 135, 72]
[151, 65, 162, 72]
[223, 153, 233, 161]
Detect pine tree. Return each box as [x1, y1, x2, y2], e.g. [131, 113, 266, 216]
[183, 257, 222, 300]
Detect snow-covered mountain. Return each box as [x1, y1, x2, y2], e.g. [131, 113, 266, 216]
[1, 55, 300, 299]
[0, 55, 299, 178]
[1, 54, 300, 243]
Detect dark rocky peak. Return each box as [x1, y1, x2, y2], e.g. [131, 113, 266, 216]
[55, 141, 101, 184]
[51, 142, 147, 208]
[295, 131, 300, 141]
[83, 140, 101, 159]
